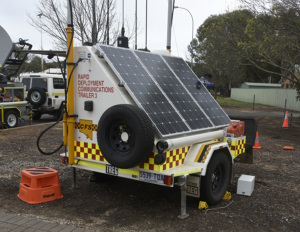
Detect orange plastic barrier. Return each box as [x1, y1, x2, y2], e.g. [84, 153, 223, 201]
[253, 131, 261, 150]
[282, 111, 289, 128]
[18, 167, 63, 204]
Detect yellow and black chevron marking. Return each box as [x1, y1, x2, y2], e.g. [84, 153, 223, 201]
[139, 146, 190, 171]
[74, 141, 190, 171]
[194, 141, 223, 163]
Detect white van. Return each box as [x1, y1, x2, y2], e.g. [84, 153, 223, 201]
[20, 73, 65, 119]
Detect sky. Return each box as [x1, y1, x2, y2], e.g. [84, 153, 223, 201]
[0, 0, 240, 60]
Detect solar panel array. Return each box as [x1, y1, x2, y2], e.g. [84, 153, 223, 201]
[162, 56, 231, 127]
[98, 45, 230, 137]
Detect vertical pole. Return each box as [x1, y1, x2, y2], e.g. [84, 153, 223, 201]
[63, 103, 67, 146]
[135, 0, 137, 50]
[145, 0, 148, 50]
[72, 167, 77, 189]
[107, 0, 109, 45]
[66, 26, 75, 165]
[1, 104, 4, 129]
[177, 176, 189, 219]
[252, 94, 255, 111]
[29, 107, 32, 125]
[166, 0, 173, 53]
[38, 13, 44, 72]
[284, 99, 287, 117]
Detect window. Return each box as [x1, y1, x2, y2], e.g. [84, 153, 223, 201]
[53, 78, 65, 89]
[21, 78, 31, 91]
[32, 78, 47, 90]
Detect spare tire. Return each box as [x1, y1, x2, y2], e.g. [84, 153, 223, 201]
[97, 104, 154, 169]
[27, 87, 46, 107]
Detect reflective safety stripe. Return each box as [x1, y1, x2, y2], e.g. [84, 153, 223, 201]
[74, 141, 106, 162]
[51, 92, 64, 96]
[76, 160, 139, 176]
[224, 136, 246, 158]
[140, 146, 190, 172]
[74, 140, 190, 172]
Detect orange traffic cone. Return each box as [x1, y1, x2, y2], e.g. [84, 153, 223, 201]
[253, 131, 261, 149]
[282, 111, 289, 128]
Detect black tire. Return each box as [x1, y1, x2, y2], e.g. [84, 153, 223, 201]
[5, 110, 19, 128]
[201, 151, 230, 206]
[97, 104, 154, 169]
[27, 87, 46, 107]
[33, 111, 42, 120]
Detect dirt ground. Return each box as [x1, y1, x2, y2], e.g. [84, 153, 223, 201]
[0, 104, 299, 231]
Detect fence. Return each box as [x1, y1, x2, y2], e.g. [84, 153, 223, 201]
[231, 88, 300, 112]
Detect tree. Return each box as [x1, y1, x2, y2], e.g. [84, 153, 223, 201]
[19, 55, 59, 73]
[28, 0, 126, 49]
[189, 10, 277, 96]
[238, 0, 300, 91]
[190, 1, 300, 98]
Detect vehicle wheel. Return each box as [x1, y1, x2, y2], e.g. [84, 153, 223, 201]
[27, 87, 46, 107]
[5, 110, 18, 128]
[97, 104, 154, 169]
[201, 151, 230, 206]
[33, 111, 42, 120]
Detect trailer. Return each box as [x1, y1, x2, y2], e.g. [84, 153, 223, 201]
[0, 84, 27, 128]
[60, 40, 254, 217]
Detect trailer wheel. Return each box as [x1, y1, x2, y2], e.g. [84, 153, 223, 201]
[201, 151, 230, 206]
[27, 87, 46, 107]
[5, 110, 19, 128]
[97, 104, 154, 169]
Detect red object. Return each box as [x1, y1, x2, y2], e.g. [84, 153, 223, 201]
[282, 111, 289, 128]
[283, 146, 294, 150]
[18, 167, 63, 204]
[227, 121, 245, 137]
[253, 131, 261, 149]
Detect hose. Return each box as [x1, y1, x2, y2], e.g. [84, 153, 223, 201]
[36, 102, 64, 155]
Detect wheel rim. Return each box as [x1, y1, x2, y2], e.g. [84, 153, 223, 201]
[31, 91, 41, 103]
[109, 122, 133, 153]
[7, 114, 17, 127]
[211, 164, 224, 193]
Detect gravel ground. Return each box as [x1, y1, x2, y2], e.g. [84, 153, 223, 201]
[0, 104, 299, 231]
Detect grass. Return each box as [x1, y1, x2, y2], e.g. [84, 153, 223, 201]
[216, 97, 253, 106]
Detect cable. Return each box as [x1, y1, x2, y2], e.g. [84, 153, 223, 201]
[204, 200, 233, 214]
[36, 0, 75, 156]
[66, 58, 83, 94]
[36, 103, 64, 155]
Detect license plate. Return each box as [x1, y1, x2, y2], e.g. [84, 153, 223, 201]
[139, 171, 164, 184]
[186, 175, 200, 198]
[106, 165, 118, 175]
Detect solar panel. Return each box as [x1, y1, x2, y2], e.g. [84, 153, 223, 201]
[98, 45, 190, 136]
[162, 55, 231, 127]
[135, 51, 213, 130]
[97, 45, 230, 138]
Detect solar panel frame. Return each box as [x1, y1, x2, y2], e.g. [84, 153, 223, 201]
[97, 44, 191, 137]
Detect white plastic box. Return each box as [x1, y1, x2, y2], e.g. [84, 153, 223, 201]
[237, 175, 255, 196]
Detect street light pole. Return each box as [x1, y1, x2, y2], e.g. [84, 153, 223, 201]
[37, 13, 43, 72]
[174, 6, 194, 64]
